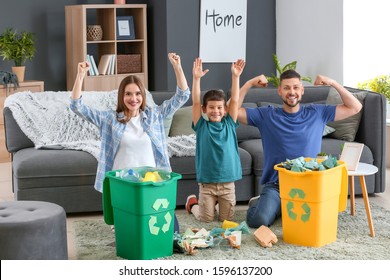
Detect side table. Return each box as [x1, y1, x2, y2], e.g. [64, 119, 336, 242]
[348, 162, 378, 237]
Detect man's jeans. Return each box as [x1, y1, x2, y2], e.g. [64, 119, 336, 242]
[246, 182, 281, 228]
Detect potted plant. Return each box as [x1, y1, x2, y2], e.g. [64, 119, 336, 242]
[316, 152, 328, 160]
[266, 54, 312, 87]
[357, 75, 390, 101]
[0, 28, 36, 82]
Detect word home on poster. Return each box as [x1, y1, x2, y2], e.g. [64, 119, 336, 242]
[199, 0, 247, 63]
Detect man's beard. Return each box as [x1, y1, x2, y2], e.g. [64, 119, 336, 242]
[283, 96, 301, 108]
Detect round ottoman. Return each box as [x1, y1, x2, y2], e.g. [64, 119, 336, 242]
[0, 201, 68, 260]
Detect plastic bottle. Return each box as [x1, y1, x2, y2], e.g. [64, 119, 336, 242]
[155, 168, 171, 181]
[121, 169, 141, 182]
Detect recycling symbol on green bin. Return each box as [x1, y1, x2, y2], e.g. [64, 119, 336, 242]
[148, 198, 172, 235]
[286, 188, 311, 222]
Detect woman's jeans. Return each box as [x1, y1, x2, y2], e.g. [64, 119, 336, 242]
[174, 214, 179, 233]
[246, 182, 281, 228]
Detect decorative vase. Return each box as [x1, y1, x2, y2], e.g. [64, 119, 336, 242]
[12, 66, 25, 82]
[87, 25, 103, 41]
[114, 0, 126, 4]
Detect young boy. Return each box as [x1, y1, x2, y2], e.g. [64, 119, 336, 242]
[185, 57, 245, 222]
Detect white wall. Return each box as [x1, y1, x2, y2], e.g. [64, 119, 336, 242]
[344, 0, 390, 87]
[276, 0, 390, 87]
[276, 0, 343, 83]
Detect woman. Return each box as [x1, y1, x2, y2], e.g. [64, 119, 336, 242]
[70, 53, 190, 233]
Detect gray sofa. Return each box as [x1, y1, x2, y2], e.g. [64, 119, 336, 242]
[4, 86, 386, 213]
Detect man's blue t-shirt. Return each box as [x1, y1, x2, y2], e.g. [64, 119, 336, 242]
[193, 114, 242, 183]
[246, 104, 336, 185]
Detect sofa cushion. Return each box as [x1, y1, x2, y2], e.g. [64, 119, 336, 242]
[13, 148, 97, 189]
[169, 106, 194, 137]
[3, 107, 34, 152]
[237, 147, 253, 176]
[326, 89, 368, 141]
[238, 139, 263, 177]
[237, 103, 261, 142]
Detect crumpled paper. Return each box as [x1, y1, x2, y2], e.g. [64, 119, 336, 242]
[277, 156, 339, 172]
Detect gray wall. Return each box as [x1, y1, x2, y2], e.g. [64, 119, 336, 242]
[148, 0, 276, 92]
[0, 0, 276, 92]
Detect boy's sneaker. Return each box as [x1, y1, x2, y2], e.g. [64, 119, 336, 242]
[248, 195, 260, 208]
[185, 194, 198, 213]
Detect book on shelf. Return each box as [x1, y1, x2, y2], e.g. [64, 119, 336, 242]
[108, 54, 116, 75]
[112, 55, 116, 75]
[86, 55, 95, 76]
[89, 54, 99, 76]
[106, 55, 112, 75]
[98, 54, 112, 75]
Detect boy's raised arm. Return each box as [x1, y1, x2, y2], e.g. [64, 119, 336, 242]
[229, 59, 245, 122]
[192, 57, 209, 126]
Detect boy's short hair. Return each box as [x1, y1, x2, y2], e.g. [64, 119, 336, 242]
[203, 89, 226, 106]
[280, 69, 301, 83]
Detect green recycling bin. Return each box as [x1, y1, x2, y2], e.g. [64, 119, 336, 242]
[103, 167, 182, 260]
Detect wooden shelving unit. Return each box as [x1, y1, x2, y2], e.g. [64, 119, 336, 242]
[65, 4, 148, 91]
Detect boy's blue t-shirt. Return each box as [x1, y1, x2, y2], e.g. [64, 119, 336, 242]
[246, 104, 336, 185]
[193, 114, 242, 183]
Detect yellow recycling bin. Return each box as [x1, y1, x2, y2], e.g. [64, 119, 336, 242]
[275, 159, 347, 247]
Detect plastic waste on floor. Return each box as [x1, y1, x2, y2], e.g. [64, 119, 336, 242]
[173, 221, 250, 255]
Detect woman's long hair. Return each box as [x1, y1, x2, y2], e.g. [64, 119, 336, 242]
[116, 75, 146, 123]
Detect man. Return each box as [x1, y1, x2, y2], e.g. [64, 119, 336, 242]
[237, 70, 362, 228]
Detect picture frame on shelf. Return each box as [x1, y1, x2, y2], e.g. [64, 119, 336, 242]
[116, 16, 135, 40]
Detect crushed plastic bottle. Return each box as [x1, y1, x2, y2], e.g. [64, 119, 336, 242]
[119, 169, 141, 182]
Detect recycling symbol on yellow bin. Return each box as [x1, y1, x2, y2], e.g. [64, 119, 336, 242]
[148, 198, 172, 235]
[286, 188, 311, 222]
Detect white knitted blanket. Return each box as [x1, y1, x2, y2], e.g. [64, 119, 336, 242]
[167, 134, 196, 157]
[4, 91, 195, 159]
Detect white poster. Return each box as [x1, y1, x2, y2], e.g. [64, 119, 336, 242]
[199, 0, 247, 63]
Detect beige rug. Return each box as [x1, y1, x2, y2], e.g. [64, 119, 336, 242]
[73, 201, 390, 260]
